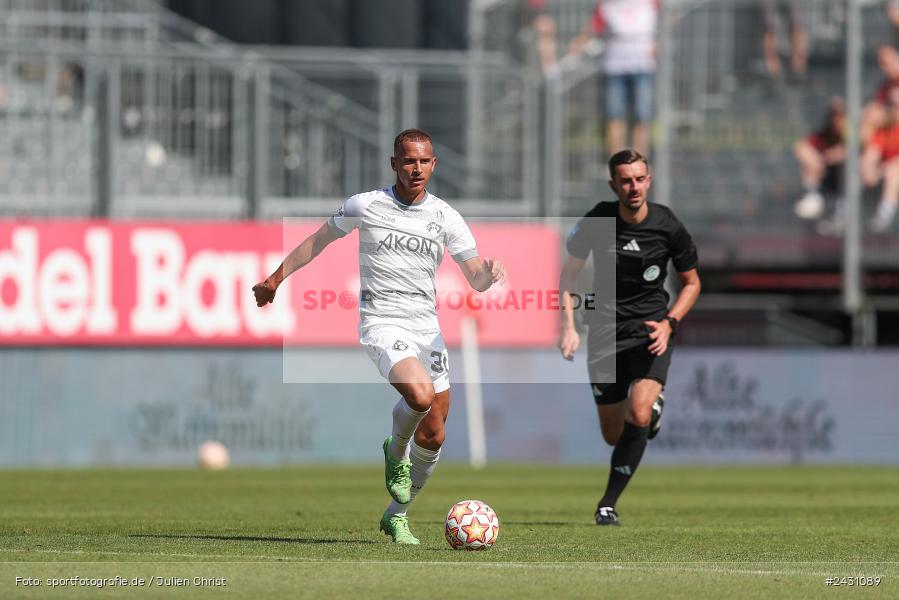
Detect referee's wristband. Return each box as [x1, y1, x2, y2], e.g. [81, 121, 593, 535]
[663, 316, 679, 336]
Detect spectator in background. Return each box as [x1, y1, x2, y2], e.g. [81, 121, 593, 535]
[761, 1, 807, 80]
[568, 0, 658, 157]
[888, 1, 899, 45]
[523, 0, 558, 75]
[862, 87, 899, 233]
[54, 63, 85, 113]
[862, 44, 899, 144]
[793, 97, 845, 226]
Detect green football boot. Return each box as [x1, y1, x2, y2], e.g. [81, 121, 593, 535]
[379, 511, 420, 545]
[382, 436, 412, 504]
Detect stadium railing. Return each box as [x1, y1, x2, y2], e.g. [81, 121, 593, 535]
[0, 1, 541, 219]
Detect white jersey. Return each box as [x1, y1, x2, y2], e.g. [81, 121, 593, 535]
[593, 0, 657, 76]
[328, 187, 478, 335]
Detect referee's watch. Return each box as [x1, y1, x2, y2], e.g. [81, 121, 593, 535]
[663, 316, 679, 336]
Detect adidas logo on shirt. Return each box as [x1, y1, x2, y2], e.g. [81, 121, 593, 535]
[622, 239, 641, 251]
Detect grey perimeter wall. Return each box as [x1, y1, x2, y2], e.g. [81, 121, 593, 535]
[1, 348, 897, 467]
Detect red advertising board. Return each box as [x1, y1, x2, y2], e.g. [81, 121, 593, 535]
[0, 221, 560, 347]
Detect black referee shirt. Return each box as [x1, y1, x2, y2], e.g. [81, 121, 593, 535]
[566, 201, 698, 329]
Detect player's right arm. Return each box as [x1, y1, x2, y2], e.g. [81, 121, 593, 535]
[558, 255, 586, 361]
[560, 212, 595, 360]
[252, 222, 339, 307]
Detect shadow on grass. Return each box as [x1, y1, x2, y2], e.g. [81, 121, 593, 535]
[502, 521, 591, 527]
[129, 534, 377, 545]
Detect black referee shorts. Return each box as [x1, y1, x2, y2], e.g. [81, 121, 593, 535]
[586, 323, 672, 406]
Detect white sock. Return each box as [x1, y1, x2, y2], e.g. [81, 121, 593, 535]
[388, 399, 429, 461]
[876, 200, 897, 222]
[408, 442, 441, 502]
[386, 442, 441, 516]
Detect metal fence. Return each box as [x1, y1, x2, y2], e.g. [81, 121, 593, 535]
[0, 4, 540, 219]
[0, 0, 162, 46]
[478, 0, 898, 345]
[2, 1, 899, 240]
[256, 47, 539, 217]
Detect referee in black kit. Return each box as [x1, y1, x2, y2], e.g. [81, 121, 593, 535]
[558, 149, 701, 526]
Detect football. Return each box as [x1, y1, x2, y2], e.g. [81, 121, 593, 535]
[444, 500, 500, 551]
[197, 440, 230, 470]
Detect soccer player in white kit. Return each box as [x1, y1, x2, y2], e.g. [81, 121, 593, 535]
[253, 129, 506, 544]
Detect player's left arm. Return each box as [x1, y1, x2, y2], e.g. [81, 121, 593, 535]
[459, 256, 507, 292]
[646, 269, 701, 356]
[447, 211, 505, 292]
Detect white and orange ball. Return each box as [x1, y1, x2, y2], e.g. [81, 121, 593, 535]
[197, 440, 230, 470]
[444, 500, 500, 550]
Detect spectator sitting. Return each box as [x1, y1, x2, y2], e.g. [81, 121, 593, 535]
[862, 88, 899, 233]
[794, 97, 846, 223]
[888, 0, 899, 46]
[861, 44, 899, 144]
[762, 1, 807, 80]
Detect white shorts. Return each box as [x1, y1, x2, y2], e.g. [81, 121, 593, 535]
[360, 325, 450, 394]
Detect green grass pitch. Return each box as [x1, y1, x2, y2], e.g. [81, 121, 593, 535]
[1, 465, 897, 599]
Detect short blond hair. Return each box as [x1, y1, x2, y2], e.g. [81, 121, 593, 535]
[393, 128, 433, 156]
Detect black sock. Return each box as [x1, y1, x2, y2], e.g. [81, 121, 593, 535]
[599, 422, 650, 509]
